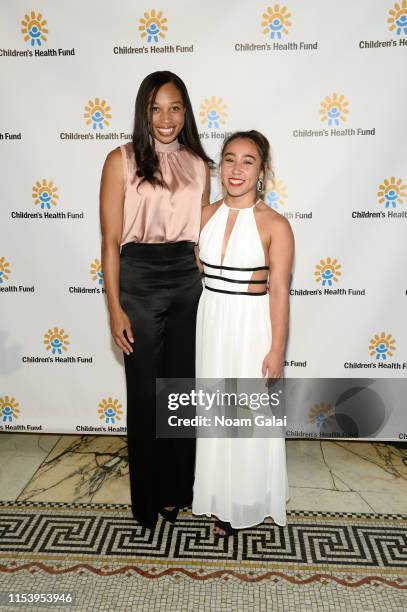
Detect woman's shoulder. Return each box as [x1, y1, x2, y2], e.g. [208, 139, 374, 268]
[201, 200, 222, 225]
[102, 146, 122, 173]
[102, 143, 135, 184]
[105, 142, 131, 163]
[256, 201, 293, 235]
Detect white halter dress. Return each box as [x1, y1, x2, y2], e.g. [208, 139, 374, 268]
[192, 202, 289, 528]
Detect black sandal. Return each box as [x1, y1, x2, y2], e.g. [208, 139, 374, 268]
[214, 520, 239, 537]
[159, 507, 179, 524]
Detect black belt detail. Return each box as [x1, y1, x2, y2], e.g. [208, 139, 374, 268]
[201, 260, 269, 272]
[203, 273, 267, 285]
[204, 285, 268, 296]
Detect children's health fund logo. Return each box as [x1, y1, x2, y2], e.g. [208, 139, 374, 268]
[90, 259, 103, 286]
[314, 257, 342, 287]
[98, 397, 125, 428]
[265, 179, 287, 210]
[345, 332, 407, 371]
[388, 1, 407, 35]
[0, 11, 75, 58]
[369, 332, 396, 361]
[44, 327, 70, 355]
[75, 397, 127, 433]
[69, 259, 105, 295]
[59, 99, 131, 142]
[0, 258, 11, 285]
[9, 180, 85, 221]
[359, 1, 407, 49]
[235, 4, 318, 53]
[307, 402, 336, 434]
[290, 257, 366, 297]
[351, 176, 407, 220]
[378, 177, 406, 208]
[84, 99, 112, 130]
[265, 179, 313, 221]
[320, 93, 349, 126]
[20, 327, 93, 365]
[139, 9, 168, 43]
[0, 396, 19, 424]
[0, 257, 35, 294]
[199, 97, 232, 141]
[21, 11, 48, 46]
[293, 93, 376, 139]
[32, 179, 59, 209]
[0, 396, 42, 432]
[113, 9, 194, 56]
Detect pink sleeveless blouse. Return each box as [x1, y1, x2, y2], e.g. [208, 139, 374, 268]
[119, 139, 206, 247]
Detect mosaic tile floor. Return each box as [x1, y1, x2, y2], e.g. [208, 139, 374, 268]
[0, 434, 406, 610]
[0, 501, 406, 611]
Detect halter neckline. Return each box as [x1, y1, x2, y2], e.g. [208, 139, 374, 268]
[154, 137, 180, 153]
[223, 199, 260, 211]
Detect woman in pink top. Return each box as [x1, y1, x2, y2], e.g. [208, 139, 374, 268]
[100, 71, 211, 530]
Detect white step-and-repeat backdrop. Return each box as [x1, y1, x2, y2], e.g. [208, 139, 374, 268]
[1, 1, 406, 435]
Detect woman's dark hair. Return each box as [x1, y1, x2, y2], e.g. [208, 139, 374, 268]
[220, 130, 273, 189]
[132, 71, 213, 187]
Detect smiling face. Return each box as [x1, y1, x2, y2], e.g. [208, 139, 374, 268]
[221, 138, 264, 200]
[150, 82, 186, 144]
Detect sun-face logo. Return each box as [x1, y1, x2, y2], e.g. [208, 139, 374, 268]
[90, 259, 103, 286]
[84, 99, 112, 130]
[199, 97, 228, 130]
[138, 9, 168, 44]
[21, 11, 48, 47]
[0, 257, 11, 284]
[309, 402, 334, 428]
[44, 327, 70, 355]
[265, 179, 287, 209]
[377, 177, 406, 209]
[98, 397, 123, 425]
[261, 5, 292, 39]
[32, 180, 59, 210]
[314, 257, 342, 287]
[388, 1, 407, 36]
[369, 332, 396, 361]
[320, 93, 350, 126]
[0, 396, 20, 423]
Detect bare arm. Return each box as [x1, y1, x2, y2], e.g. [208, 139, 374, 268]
[194, 162, 211, 272]
[201, 162, 210, 208]
[100, 148, 133, 354]
[262, 216, 294, 378]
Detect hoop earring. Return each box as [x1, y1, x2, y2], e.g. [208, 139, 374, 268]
[256, 178, 263, 192]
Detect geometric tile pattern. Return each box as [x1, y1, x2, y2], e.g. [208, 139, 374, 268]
[0, 501, 406, 591]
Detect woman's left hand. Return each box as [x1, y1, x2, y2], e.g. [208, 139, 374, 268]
[261, 350, 284, 379]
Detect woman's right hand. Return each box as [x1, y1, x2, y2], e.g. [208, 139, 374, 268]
[109, 307, 134, 355]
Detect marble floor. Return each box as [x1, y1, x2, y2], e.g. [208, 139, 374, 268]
[0, 434, 406, 513]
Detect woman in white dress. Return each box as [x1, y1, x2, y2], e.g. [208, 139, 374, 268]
[192, 131, 294, 536]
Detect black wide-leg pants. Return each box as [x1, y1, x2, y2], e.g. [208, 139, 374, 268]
[120, 241, 202, 529]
